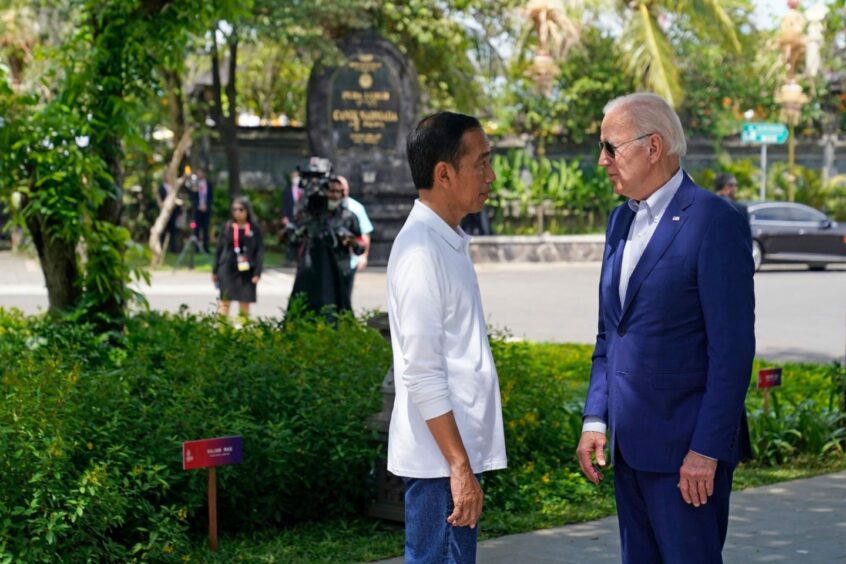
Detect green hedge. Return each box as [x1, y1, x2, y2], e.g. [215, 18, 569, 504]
[1, 310, 844, 562]
[746, 360, 846, 465]
[0, 309, 389, 561]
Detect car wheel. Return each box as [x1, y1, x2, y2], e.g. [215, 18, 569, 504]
[809, 264, 827, 271]
[751, 240, 763, 272]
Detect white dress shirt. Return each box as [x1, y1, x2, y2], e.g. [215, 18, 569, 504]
[583, 168, 683, 436]
[387, 200, 507, 478]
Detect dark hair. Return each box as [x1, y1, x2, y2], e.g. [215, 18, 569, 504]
[714, 173, 737, 191]
[231, 195, 259, 226]
[406, 111, 483, 190]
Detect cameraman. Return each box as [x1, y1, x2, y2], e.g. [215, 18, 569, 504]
[287, 175, 364, 315]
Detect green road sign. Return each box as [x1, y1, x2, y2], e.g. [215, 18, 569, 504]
[741, 122, 788, 145]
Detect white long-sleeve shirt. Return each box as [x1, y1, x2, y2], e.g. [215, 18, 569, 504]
[386, 200, 507, 478]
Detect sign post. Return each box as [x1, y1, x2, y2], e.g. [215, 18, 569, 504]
[757, 367, 783, 412]
[182, 436, 243, 551]
[741, 123, 788, 200]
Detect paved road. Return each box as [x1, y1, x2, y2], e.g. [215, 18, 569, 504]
[374, 471, 846, 564]
[0, 253, 844, 363]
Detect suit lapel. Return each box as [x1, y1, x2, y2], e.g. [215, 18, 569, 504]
[608, 206, 635, 320]
[620, 174, 697, 318]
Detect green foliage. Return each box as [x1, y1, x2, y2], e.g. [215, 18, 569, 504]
[238, 41, 312, 124]
[766, 162, 846, 220]
[484, 341, 615, 530]
[0, 0, 220, 321]
[553, 30, 636, 144]
[0, 309, 390, 561]
[691, 158, 761, 201]
[691, 160, 846, 220]
[493, 28, 635, 144]
[675, 36, 781, 141]
[489, 150, 620, 234]
[1, 310, 844, 561]
[746, 361, 846, 465]
[609, 0, 744, 108]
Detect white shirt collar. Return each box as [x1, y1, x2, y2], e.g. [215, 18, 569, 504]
[411, 199, 469, 252]
[627, 167, 684, 222]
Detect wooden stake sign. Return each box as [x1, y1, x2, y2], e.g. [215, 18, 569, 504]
[757, 368, 783, 413]
[182, 436, 243, 550]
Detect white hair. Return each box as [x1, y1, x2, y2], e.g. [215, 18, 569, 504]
[604, 93, 687, 157]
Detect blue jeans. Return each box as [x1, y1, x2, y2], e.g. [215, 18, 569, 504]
[402, 475, 481, 564]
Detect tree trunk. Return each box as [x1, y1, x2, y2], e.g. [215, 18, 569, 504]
[211, 27, 241, 200]
[162, 66, 187, 144]
[26, 214, 82, 314]
[149, 127, 194, 264]
[88, 10, 128, 325]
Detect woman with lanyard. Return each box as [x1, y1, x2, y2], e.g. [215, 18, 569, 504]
[213, 196, 264, 321]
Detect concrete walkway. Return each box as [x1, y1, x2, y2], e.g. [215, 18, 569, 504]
[374, 470, 846, 563]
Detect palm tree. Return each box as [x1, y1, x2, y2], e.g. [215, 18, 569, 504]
[610, 0, 742, 107]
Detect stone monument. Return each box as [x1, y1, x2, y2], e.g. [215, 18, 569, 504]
[307, 32, 420, 265]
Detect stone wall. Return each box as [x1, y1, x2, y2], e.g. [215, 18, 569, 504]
[469, 234, 604, 263]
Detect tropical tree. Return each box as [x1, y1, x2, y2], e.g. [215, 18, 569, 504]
[603, 0, 745, 108]
[673, 20, 781, 143]
[495, 26, 635, 148]
[197, 0, 514, 201]
[0, 0, 212, 324]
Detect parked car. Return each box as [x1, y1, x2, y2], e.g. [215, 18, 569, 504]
[745, 201, 846, 271]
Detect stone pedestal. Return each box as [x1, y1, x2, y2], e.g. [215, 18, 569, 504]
[307, 33, 420, 266]
[365, 312, 405, 522]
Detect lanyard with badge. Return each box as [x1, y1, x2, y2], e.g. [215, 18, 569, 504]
[233, 223, 251, 272]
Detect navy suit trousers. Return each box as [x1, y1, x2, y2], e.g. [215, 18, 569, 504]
[614, 444, 734, 564]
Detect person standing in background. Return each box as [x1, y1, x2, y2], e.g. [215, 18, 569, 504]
[213, 196, 264, 323]
[714, 173, 748, 218]
[337, 175, 373, 300]
[191, 167, 214, 253]
[157, 179, 182, 253]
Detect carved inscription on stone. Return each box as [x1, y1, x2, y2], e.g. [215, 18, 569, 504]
[330, 54, 400, 151]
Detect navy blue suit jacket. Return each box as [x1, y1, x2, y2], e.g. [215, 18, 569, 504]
[584, 172, 755, 473]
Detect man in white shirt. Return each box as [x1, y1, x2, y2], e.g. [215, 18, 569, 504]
[387, 111, 507, 563]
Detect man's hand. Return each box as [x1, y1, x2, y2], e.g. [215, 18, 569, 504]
[212, 274, 218, 284]
[251, 276, 260, 285]
[425, 412, 483, 528]
[357, 254, 368, 271]
[678, 450, 718, 507]
[447, 464, 483, 528]
[576, 431, 607, 485]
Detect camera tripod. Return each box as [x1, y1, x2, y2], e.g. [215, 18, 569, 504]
[174, 228, 210, 270]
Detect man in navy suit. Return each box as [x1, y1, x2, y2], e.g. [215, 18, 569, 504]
[577, 93, 755, 564]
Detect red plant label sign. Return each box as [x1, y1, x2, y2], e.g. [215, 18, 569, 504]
[757, 368, 782, 389]
[183, 436, 243, 470]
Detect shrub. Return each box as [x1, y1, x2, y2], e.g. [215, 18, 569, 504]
[489, 150, 619, 234]
[2, 309, 843, 561]
[0, 309, 390, 561]
[484, 341, 614, 524]
[746, 361, 846, 465]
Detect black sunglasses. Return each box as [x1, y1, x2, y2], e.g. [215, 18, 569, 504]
[598, 133, 654, 159]
[232, 207, 245, 212]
